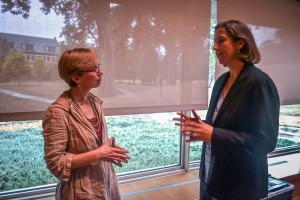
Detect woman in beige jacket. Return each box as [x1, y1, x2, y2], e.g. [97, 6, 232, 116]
[42, 48, 130, 200]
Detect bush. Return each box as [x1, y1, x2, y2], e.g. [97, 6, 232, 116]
[0, 115, 299, 192]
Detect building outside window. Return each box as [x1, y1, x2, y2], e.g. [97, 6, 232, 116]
[25, 44, 34, 51]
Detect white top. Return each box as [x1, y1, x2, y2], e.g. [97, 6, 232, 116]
[204, 94, 224, 183]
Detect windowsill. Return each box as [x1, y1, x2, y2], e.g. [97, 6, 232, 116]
[268, 152, 300, 182]
[1, 152, 299, 200]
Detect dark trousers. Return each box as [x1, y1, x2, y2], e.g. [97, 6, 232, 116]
[200, 180, 218, 200]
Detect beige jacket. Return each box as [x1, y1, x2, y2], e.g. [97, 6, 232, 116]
[42, 91, 120, 200]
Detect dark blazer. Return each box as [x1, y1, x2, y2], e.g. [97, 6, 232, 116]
[200, 62, 280, 200]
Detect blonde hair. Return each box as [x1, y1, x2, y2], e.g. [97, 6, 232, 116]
[215, 19, 261, 64]
[58, 48, 98, 87]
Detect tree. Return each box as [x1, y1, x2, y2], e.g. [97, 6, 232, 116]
[3, 52, 30, 86]
[0, 0, 31, 18]
[0, 0, 191, 94]
[33, 58, 50, 84]
[0, 0, 115, 96]
[0, 38, 10, 73]
[41, 0, 119, 96]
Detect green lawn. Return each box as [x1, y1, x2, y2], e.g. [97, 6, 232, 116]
[1, 109, 299, 192]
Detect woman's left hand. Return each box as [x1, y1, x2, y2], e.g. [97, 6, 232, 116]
[173, 110, 213, 143]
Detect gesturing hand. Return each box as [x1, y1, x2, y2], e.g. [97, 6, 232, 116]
[173, 109, 202, 124]
[173, 109, 213, 143]
[97, 137, 130, 167]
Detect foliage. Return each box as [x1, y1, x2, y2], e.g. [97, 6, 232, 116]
[0, 125, 57, 192]
[276, 138, 298, 148]
[3, 52, 30, 86]
[0, 0, 31, 18]
[107, 116, 180, 173]
[0, 116, 180, 191]
[0, 38, 10, 70]
[1, 114, 299, 192]
[280, 104, 300, 117]
[33, 58, 50, 83]
[0, 0, 209, 96]
[0, 0, 115, 95]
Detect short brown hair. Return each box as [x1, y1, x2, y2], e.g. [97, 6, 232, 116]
[58, 48, 98, 87]
[215, 19, 261, 64]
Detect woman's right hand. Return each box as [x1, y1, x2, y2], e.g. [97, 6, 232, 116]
[96, 137, 130, 167]
[173, 109, 213, 143]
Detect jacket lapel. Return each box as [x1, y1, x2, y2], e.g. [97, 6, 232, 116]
[213, 62, 252, 123]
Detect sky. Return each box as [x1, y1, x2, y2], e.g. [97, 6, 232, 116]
[0, 0, 64, 41]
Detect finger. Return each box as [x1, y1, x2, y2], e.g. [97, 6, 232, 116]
[113, 144, 127, 151]
[183, 119, 202, 127]
[174, 122, 185, 126]
[113, 146, 130, 154]
[111, 160, 122, 167]
[116, 161, 123, 167]
[111, 137, 116, 147]
[115, 157, 129, 164]
[120, 155, 131, 160]
[192, 109, 201, 121]
[180, 126, 199, 133]
[103, 137, 114, 146]
[176, 112, 190, 119]
[173, 117, 185, 122]
[114, 153, 131, 161]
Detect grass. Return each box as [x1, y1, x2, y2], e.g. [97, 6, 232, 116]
[0, 115, 181, 192]
[0, 108, 299, 192]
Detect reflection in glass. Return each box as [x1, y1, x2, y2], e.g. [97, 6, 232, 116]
[0, 0, 210, 114]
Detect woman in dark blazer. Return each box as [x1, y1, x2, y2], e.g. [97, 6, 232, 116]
[174, 20, 280, 199]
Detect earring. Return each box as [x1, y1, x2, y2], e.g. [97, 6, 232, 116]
[237, 49, 242, 60]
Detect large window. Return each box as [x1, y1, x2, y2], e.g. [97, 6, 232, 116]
[0, 113, 181, 192]
[1, 108, 299, 192]
[0, 0, 211, 195]
[0, 0, 211, 116]
[0, 0, 300, 198]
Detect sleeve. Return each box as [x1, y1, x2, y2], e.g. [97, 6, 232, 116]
[42, 108, 74, 182]
[211, 74, 280, 156]
[244, 75, 280, 154]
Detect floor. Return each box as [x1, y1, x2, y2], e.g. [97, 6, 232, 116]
[40, 153, 300, 200]
[119, 170, 200, 200]
[40, 170, 200, 200]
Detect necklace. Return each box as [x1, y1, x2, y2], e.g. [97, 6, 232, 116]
[88, 96, 102, 135]
[68, 89, 102, 140]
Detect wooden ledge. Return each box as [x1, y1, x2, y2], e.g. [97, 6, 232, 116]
[268, 153, 300, 181]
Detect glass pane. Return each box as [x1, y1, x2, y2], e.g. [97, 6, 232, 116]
[278, 104, 300, 148]
[0, 120, 57, 192]
[107, 112, 180, 173]
[190, 142, 203, 162]
[0, 0, 211, 114]
[0, 112, 180, 192]
[190, 110, 206, 162]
